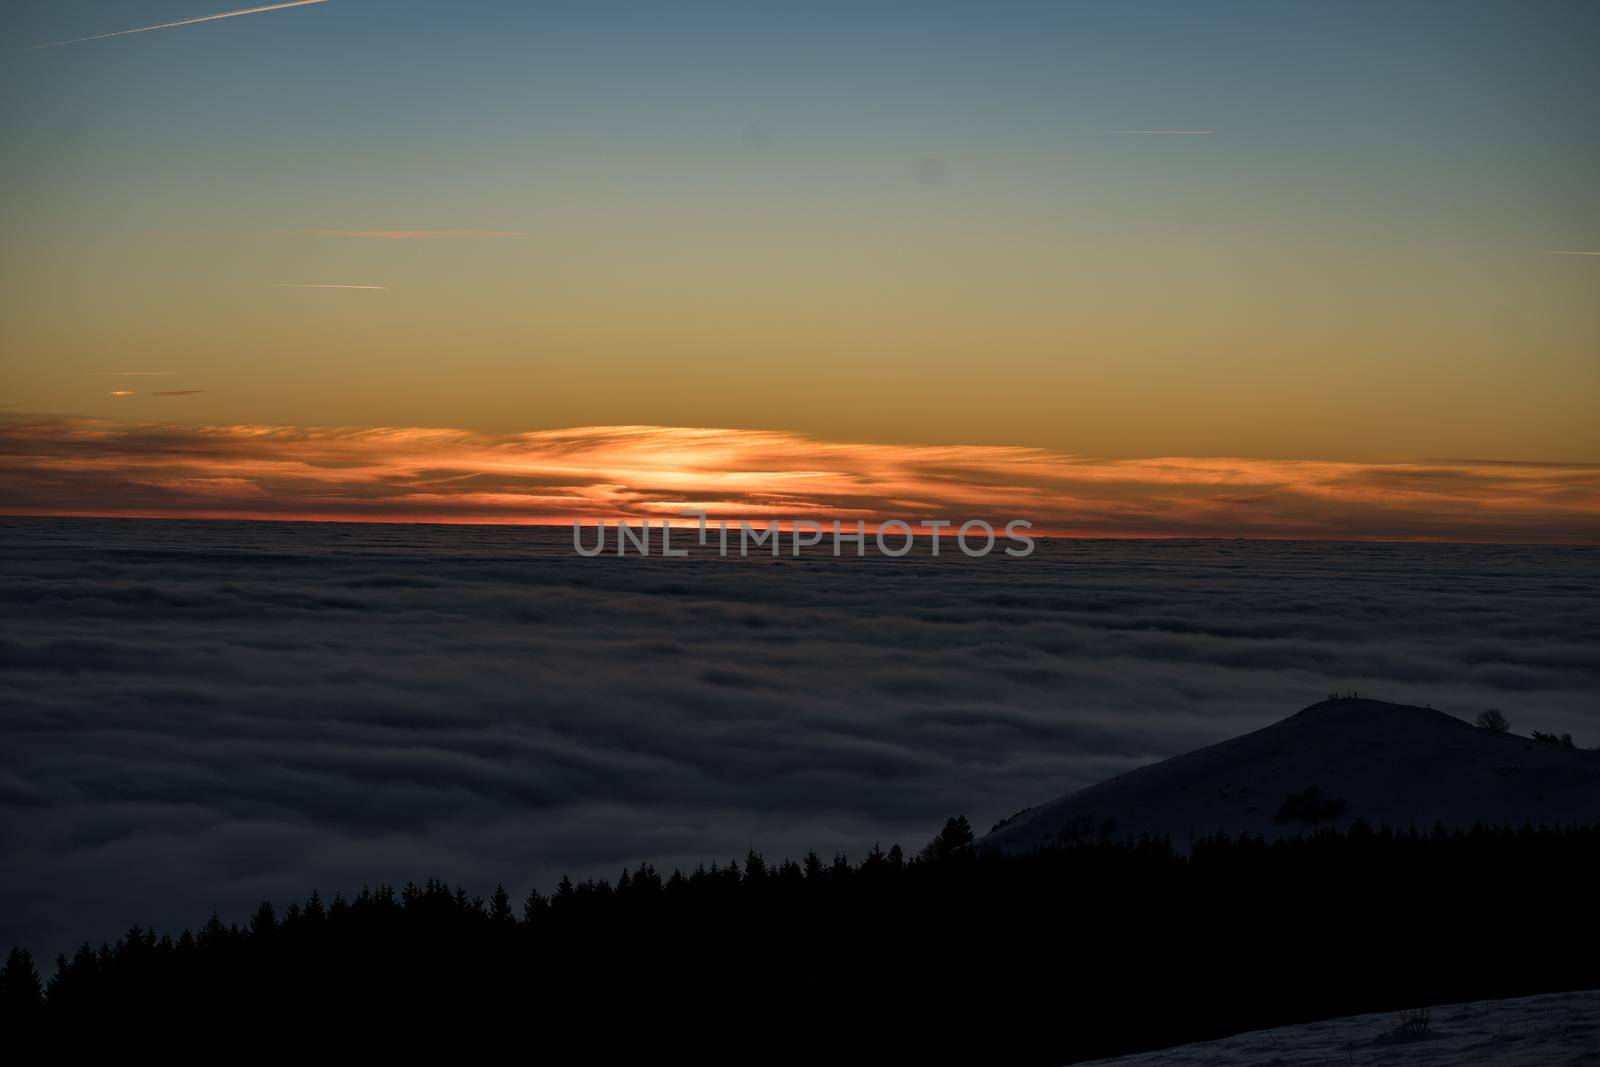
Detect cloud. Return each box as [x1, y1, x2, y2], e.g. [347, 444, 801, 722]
[0, 417, 1595, 542]
[92, 372, 175, 377]
[153, 391, 205, 397]
[7, 1, 328, 55]
[288, 230, 527, 240]
[1542, 250, 1600, 256]
[107, 391, 135, 398]
[0, 515, 1595, 960]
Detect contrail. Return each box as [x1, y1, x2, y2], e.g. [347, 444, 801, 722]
[9, 1, 328, 54]
[290, 229, 529, 240]
[1542, 250, 1600, 256]
[266, 282, 390, 290]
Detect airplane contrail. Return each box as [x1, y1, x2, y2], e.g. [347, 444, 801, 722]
[9, 1, 328, 54]
[266, 282, 390, 290]
[290, 229, 529, 240]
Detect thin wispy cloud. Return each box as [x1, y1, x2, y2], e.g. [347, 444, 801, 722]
[92, 371, 174, 377]
[289, 230, 528, 240]
[265, 282, 390, 290]
[1101, 129, 1216, 135]
[153, 390, 205, 397]
[1542, 250, 1600, 256]
[1, 419, 1595, 542]
[7, 1, 328, 55]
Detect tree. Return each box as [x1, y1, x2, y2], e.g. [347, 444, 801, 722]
[631, 863, 662, 894]
[829, 852, 851, 880]
[1475, 709, 1510, 732]
[198, 911, 227, 947]
[1531, 730, 1576, 748]
[0, 946, 43, 1015]
[522, 888, 548, 924]
[803, 850, 823, 881]
[489, 884, 514, 924]
[248, 901, 277, 940]
[919, 815, 976, 862]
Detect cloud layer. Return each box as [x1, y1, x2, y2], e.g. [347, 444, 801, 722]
[2, 417, 1597, 542]
[1, 517, 1596, 958]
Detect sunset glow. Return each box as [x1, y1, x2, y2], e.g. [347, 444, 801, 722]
[3, 417, 1595, 542]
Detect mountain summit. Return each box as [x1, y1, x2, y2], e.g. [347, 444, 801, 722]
[982, 698, 1600, 852]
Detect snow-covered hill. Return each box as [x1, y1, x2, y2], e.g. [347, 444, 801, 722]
[1074, 988, 1600, 1066]
[983, 698, 1600, 852]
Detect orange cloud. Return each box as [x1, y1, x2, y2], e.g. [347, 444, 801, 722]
[0, 417, 1596, 542]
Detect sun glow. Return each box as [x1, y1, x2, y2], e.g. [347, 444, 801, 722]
[2, 418, 1595, 542]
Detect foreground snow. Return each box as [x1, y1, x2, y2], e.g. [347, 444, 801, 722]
[1077, 989, 1600, 1066]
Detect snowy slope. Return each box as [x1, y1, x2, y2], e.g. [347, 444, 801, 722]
[1074, 988, 1600, 1066]
[983, 698, 1600, 852]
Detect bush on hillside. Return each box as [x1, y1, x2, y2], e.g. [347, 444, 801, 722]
[1274, 786, 1348, 823]
[1474, 709, 1509, 732]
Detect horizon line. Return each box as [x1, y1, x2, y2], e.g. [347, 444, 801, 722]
[0, 509, 1593, 548]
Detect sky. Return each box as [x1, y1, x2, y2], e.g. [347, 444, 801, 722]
[1, 1, 1597, 535]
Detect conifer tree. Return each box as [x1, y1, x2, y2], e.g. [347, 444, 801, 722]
[490, 884, 514, 924]
[522, 888, 548, 924]
[919, 815, 976, 862]
[0, 946, 43, 1015]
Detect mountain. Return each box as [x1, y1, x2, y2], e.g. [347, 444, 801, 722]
[982, 698, 1600, 852]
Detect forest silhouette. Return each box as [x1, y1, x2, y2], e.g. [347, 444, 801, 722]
[3, 819, 1597, 1061]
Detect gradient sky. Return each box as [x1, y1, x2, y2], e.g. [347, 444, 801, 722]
[1, 1, 1597, 532]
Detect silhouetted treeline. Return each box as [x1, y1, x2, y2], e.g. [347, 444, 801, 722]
[4, 821, 1598, 1062]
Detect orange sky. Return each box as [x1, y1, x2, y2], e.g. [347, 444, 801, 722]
[3, 3, 1597, 540]
[3, 417, 1596, 542]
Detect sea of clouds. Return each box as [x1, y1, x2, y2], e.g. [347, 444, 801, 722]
[2, 517, 1596, 957]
